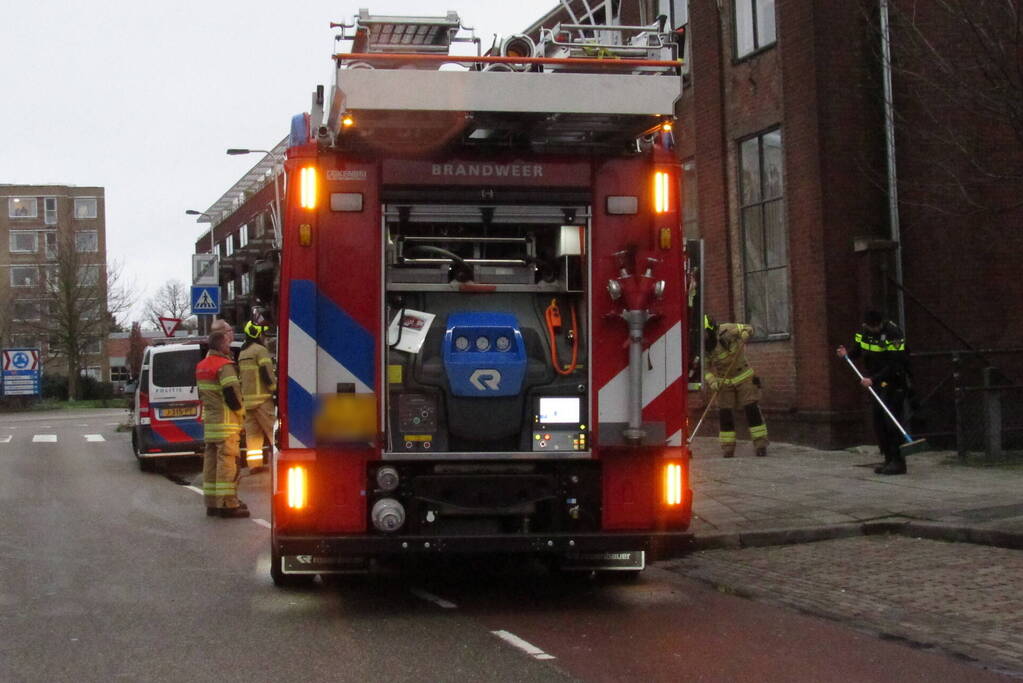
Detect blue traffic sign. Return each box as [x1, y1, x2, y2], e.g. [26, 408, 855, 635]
[2, 348, 41, 397]
[191, 286, 221, 315]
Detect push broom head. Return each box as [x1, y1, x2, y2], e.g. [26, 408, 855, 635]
[899, 437, 929, 456]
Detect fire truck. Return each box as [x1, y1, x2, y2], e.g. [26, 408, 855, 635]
[270, 8, 692, 585]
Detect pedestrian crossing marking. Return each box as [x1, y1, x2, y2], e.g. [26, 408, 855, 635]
[33, 434, 57, 443]
[0, 436, 11, 444]
[84, 434, 105, 442]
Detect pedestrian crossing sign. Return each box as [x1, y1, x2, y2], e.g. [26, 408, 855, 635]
[191, 286, 221, 315]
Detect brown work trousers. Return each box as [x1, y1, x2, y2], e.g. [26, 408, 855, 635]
[243, 400, 275, 467]
[715, 379, 769, 455]
[202, 433, 241, 509]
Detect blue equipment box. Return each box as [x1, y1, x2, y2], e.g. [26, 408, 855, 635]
[442, 312, 527, 397]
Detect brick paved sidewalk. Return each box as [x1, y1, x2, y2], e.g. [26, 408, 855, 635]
[688, 437, 1023, 544]
[663, 536, 1023, 677]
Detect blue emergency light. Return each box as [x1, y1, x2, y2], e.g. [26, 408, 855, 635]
[442, 312, 526, 397]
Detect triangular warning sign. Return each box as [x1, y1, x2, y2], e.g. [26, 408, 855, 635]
[194, 290, 217, 311]
[158, 317, 182, 337]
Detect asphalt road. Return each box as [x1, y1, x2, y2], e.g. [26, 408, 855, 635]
[0, 409, 1013, 682]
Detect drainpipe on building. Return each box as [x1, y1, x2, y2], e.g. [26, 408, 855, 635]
[880, 0, 907, 332]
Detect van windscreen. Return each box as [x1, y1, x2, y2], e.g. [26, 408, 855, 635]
[152, 349, 203, 388]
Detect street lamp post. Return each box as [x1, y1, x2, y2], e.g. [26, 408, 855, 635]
[226, 148, 283, 249]
[185, 209, 216, 333]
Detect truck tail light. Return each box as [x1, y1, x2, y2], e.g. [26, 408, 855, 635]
[287, 466, 307, 509]
[653, 171, 671, 213]
[299, 166, 318, 209]
[663, 462, 684, 506]
[138, 391, 151, 425]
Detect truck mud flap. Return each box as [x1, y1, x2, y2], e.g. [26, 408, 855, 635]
[282, 555, 369, 575]
[559, 550, 645, 571]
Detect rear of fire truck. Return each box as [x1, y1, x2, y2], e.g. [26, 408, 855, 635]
[271, 8, 691, 585]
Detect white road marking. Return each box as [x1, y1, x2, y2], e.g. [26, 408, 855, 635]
[84, 434, 105, 442]
[76, 424, 89, 427]
[104, 422, 120, 426]
[252, 518, 271, 529]
[33, 435, 57, 443]
[0, 436, 12, 444]
[410, 588, 458, 609]
[40, 425, 52, 428]
[491, 630, 556, 660]
[185, 485, 203, 495]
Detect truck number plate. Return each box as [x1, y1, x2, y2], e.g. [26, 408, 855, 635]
[161, 406, 198, 418]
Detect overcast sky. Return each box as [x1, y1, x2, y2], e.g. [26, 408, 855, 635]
[0, 1, 557, 322]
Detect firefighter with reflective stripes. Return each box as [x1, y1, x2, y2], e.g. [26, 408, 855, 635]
[238, 320, 276, 472]
[704, 316, 769, 458]
[196, 321, 248, 517]
[837, 310, 910, 475]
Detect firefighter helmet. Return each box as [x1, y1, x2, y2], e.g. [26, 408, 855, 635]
[244, 320, 268, 340]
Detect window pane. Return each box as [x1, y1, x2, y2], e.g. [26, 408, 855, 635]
[735, 0, 756, 57]
[9, 197, 37, 218]
[757, 0, 777, 46]
[75, 231, 99, 252]
[739, 137, 761, 204]
[764, 199, 787, 268]
[14, 301, 40, 320]
[44, 198, 58, 225]
[77, 265, 100, 287]
[11, 266, 38, 287]
[742, 206, 765, 272]
[44, 232, 58, 259]
[766, 267, 790, 334]
[762, 130, 784, 198]
[74, 198, 97, 219]
[10, 231, 37, 253]
[745, 270, 767, 333]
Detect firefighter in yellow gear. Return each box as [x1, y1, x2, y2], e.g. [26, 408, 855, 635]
[197, 320, 248, 517]
[704, 315, 769, 458]
[238, 320, 276, 472]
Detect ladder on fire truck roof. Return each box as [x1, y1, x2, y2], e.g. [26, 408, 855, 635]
[317, 4, 682, 153]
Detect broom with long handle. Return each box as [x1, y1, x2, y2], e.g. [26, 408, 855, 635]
[843, 355, 928, 455]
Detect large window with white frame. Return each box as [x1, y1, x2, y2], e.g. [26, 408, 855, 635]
[241, 270, 252, 296]
[8, 197, 37, 218]
[43, 231, 58, 259]
[111, 366, 131, 383]
[83, 366, 102, 380]
[225, 234, 234, 256]
[10, 266, 39, 288]
[82, 338, 103, 355]
[226, 279, 236, 301]
[10, 231, 38, 253]
[739, 127, 789, 337]
[735, 0, 776, 59]
[75, 231, 99, 252]
[13, 300, 41, 321]
[239, 224, 249, 248]
[77, 265, 101, 287]
[74, 197, 98, 219]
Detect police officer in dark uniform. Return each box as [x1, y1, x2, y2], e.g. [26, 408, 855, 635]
[837, 310, 911, 475]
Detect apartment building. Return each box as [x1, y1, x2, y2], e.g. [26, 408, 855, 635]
[0, 185, 109, 382]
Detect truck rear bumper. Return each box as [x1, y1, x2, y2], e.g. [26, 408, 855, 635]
[275, 531, 692, 560]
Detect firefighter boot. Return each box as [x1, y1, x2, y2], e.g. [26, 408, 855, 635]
[879, 457, 907, 475]
[218, 505, 251, 518]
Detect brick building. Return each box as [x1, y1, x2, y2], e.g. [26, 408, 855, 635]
[678, 0, 1023, 447]
[0, 185, 110, 383]
[191, 140, 285, 331]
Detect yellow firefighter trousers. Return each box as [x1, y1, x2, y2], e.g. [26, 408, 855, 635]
[243, 400, 275, 468]
[715, 379, 769, 456]
[202, 433, 241, 509]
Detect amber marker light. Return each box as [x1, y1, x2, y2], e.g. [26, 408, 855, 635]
[661, 121, 673, 132]
[341, 115, 355, 127]
[287, 466, 307, 509]
[299, 166, 318, 209]
[664, 463, 684, 506]
[653, 171, 671, 213]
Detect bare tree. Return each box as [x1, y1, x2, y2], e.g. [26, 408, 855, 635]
[144, 280, 197, 332]
[886, 0, 1023, 215]
[20, 232, 131, 400]
[127, 321, 146, 379]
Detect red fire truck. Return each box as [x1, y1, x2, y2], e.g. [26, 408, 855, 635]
[270, 9, 691, 585]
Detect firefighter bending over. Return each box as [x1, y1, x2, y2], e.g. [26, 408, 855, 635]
[238, 320, 277, 473]
[704, 315, 769, 458]
[197, 320, 248, 518]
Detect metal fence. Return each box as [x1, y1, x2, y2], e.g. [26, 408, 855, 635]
[909, 348, 1023, 458]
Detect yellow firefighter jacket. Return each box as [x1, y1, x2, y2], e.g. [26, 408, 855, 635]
[705, 323, 755, 387]
[196, 350, 244, 442]
[238, 341, 277, 410]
